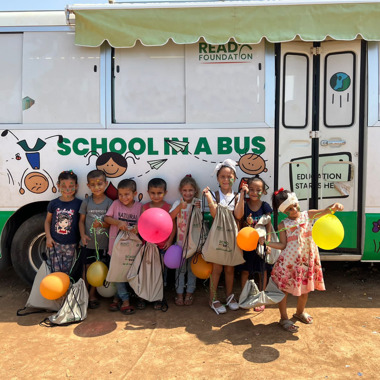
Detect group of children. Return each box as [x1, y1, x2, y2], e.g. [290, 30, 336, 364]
[44, 160, 344, 332]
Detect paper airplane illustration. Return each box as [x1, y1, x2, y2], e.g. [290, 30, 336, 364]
[147, 159, 167, 170]
[165, 139, 189, 153]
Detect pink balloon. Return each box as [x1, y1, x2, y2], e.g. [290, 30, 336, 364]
[138, 208, 173, 244]
[164, 245, 183, 269]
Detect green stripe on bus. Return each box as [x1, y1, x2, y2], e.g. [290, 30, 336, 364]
[0, 211, 14, 259]
[0, 211, 14, 235]
[363, 213, 380, 261]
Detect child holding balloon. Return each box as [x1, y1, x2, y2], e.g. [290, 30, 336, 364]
[143, 177, 172, 309]
[79, 170, 113, 309]
[169, 175, 201, 306]
[203, 159, 244, 314]
[104, 179, 143, 314]
[44, 170, 82, 274]
[234, 176, 273, 312]
[259, 189, 344, 332]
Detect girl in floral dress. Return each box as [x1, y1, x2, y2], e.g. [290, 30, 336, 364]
[260, 189, 344, 332]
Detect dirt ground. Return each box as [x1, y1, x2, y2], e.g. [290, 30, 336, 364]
[0, 261, 379, 380]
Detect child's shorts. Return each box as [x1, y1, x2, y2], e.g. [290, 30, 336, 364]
[48, 243, 77, 274]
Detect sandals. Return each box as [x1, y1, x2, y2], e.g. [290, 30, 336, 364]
[175, 294, 184, 306]
[226, 294, 239, 311]
[210, 300, 227, 315]
[136, 298, 146, 310]
[154, 301, 164, 310]
[279, 319, 299, 332]
[293, 312, 313, 324]
[120, 304, 135, 315]
[89, 299, 100, 309]
[153, 301, 168, 312]
[108, 300, 121, 312]
[184, 293, 194, 306]
[254, 305, 265, 312]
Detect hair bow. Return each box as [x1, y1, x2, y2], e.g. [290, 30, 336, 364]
[212, 159, 237, 176]
[274, 187, 284, 196]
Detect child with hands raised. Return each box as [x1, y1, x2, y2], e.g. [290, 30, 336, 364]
[203, 159, 244, 314]
[259, 189, 344, 332]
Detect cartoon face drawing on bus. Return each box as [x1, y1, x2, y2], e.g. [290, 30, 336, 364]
[1, 129, 61, 195]
[95, 152, 129, 178]
[237, 153, 268, 192]
[20, 172, 50, 195]
[238, 153, 268, 176]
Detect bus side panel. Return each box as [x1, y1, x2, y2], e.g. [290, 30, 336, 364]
[363, 127, 380, 260]
[363, 213, 380, 261]
[0, 211, 15, 271]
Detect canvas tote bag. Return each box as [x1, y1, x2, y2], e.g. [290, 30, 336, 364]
[17, 260, 63, 316]
[238, 278, 285, 309]
[182, 205, 208, 259]
[255, 215, 281, 264]
[202, 204, 245, 266]
[127, 243, 164, 302]
[41, 278, 89, 326]
[106, 231, 142, 283]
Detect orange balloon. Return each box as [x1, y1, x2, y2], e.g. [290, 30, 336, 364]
[237, 227, 259, 251]
[191, 255, 213, 279]
[40, 272, 70, 300]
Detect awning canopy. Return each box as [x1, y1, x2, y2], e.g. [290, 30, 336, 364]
[66, 1, 380, 48]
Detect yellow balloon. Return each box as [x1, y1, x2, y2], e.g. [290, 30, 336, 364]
[87, 261, 108, 287]
[237, 227, 259, 251]
[312, 214, 344, 250]
[40, 272, 70, 300]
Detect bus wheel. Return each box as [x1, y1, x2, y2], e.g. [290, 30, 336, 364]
[11, 213, 47, 285]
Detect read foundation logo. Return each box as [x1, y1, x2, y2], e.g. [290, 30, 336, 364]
[217, 240, 231, 252]
[198, 42, 253, 64]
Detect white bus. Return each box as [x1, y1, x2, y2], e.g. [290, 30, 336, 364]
[1, 0, 380, 284]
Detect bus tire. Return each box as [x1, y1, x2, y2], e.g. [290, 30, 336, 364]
[11, 213, 47, 285]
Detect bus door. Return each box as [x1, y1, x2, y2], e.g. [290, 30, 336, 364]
[277, 40, 363, 254]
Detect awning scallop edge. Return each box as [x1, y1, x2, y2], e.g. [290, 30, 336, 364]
[67, 2, 380, 47]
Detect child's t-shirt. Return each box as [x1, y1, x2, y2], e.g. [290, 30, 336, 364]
[47, 197, 82, 245]
[79, 195, 113, 250]
[106, 199, 143, 255]
[212, 190, 240, 211]
[242, 201, 273, 227]
[170, 200, 193, 248]
[142, 202, 171, 249]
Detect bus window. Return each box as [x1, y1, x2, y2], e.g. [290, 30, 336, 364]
[324, 51, 355, 127]
[185, 40, 265, 124]
[113, 41, 185, 124]
[0, 34, 22, 123]
[22, 32, 100, 125]
[282, 53, 309, 128]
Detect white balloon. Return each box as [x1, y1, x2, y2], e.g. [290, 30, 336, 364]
[96, 283, 117, 298]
